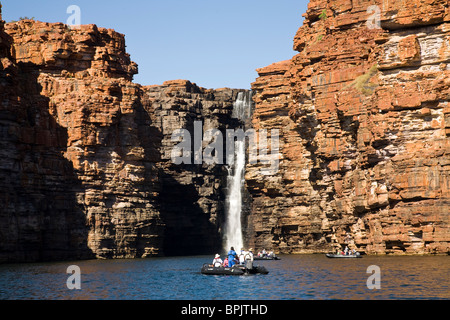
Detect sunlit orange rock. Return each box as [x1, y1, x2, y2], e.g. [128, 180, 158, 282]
[246, 0, 450, 255]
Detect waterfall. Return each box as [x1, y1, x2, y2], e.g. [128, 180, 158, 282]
[232, 91, 253, 120]
[224, 91, 253, 252]
[224, 139, 245, 252]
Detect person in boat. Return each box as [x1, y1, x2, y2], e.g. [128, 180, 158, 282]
[248, 248, 255, 260]
[228, 247, 237, 267]
[239, 248, 247, 265]
[212, 254, 223, 267]
[223, 257, 229, 267]
[244, 248, 254, 269]
[259, 248, 267, 258]
[344, 246, 349, 255]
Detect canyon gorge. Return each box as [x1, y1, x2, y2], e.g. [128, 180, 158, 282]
[0, 0, 449, 263]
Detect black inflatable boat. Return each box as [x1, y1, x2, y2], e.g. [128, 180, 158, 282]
[326, 253, 362, 259]
[201, 264, 269, 276]
[254, 256, 281, 261]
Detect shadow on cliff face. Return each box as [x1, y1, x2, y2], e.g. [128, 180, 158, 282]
[0, 61, 94, 263]
[292, 109, 323, 191]
[157, 166, 225, 257]
[137, 94, 227, 257]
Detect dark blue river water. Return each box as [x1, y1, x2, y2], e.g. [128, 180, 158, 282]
[0, 255, 448, 300]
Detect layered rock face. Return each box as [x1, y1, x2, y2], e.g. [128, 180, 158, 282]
[246, 0, 450, 254]
[0, 13, 249, 262]
[1, 19, 163, 261]
[0, 16, 92, 261]
[143, 80, 248, 255]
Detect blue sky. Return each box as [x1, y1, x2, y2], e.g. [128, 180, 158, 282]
[1, 0, 308, 89]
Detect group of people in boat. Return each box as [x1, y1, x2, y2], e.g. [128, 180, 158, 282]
[257, 249, 276, 259]
[336, 246, 358, 256]
[212, 247, 254, 269]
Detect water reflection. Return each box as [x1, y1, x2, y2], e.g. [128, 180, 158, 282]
[0, 255, 448, 300]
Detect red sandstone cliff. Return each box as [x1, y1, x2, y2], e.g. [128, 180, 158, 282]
[0, 11, 247, 262]
[0, 13, 92, 261]
[246, 0, 450, 255]
[1, 17, 164, 261]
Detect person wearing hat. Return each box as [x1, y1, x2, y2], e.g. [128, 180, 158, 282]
[239, 248, 247, 265]
[212, 254, 223, 267]
[244, 248, 254, 269]
[247, 248, 254, 260]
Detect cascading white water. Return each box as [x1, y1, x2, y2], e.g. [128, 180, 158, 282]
[224, 91, 252, 252]
[232, 91, 253, 120]
[224, 139, 246, 252]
